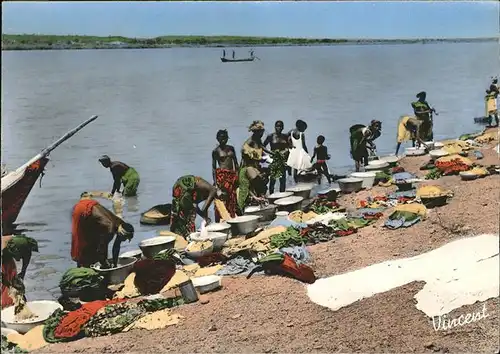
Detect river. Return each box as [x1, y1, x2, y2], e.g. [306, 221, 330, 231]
[1, 42, 498, 299]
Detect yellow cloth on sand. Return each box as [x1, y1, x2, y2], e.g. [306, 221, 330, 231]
[124, 309, 183, 331]
[394, 203, 427, 219]
[223, 226, 287, 255]
[115, 272, 140, 299]
[7, 325, 48, 351]
[468, 167, 489, 176]
[475, 131, 498, 144]
[435, 154, 473, 166]
[438, 140, 470, 154]
[160, 270, 191, 293]
[417, 185, 453, 198]
[289, 210, 319, 223]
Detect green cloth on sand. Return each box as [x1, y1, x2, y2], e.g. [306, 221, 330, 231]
[329, 217, 372, 231]
[121, 167, 140, 197]
[3, 235, 38, 261]
[43, 309, 69, 343]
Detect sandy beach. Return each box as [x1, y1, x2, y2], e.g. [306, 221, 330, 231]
[31, 128, 499, 354]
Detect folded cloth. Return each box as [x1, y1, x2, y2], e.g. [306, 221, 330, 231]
[386, 190, 417, 200]
[384, 210, 421, 229]
[216, 256, 258, 276]
[278, 245, 311, 265]
[392, 172, 416, 182]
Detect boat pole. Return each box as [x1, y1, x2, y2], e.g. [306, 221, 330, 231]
[10, 115, 99, 174]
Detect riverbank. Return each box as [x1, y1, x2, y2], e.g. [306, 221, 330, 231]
[2, 34, 497, 51]
[34, 128, 499, 353]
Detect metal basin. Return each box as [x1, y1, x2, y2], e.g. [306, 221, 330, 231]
[202, 222, 231, 237]
[274, 196, 304, 213]
[244, 204, 278, 222]
[226, 215, 260, 236]
[1, 300, 63, 334]
[139, 236, 176, 259]
[337, 177, 363, 194]
[267, 191, 293, 204]
[92, 257, 137, 285]
[286, 185, 313, 199]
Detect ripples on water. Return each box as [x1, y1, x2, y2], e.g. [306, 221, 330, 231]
[2, 42, 498, 299]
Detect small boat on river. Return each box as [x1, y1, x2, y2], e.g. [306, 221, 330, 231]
[221, 57, 255, 63]
[220, 49, 256, 63]
[1, 115, 99, 232]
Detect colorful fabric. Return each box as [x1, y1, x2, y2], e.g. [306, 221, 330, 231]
[1, 258, 17, 309]
[133, 259, 176, 295]
[51, 299, 125, 341]
[237, 167, 250, 212]
[269, 150, 288, 179]
[214, 168, 238, 222]
[43, 309, 69, 343]
[170, 175, 198, 237]
[248, 120, 265, 132]
[83, 302, 145, 337]
[59, 268, 103, 294]
[241, 141, 263, 166]
[121, 167, 140, 197]
[71, 199, 99, 263]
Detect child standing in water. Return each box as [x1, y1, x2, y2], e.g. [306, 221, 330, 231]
[311, 135, 332, 184]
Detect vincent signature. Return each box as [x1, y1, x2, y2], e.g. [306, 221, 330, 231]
[432, 304, 490, 331]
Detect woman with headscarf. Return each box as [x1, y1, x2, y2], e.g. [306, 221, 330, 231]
[349, 120, 382, 172]
[71, 195, 135, 269]
[212, 129, 239, 221]
[241, 120, 272, 169]
[170, 176, 219, 237]
[1, 235, 38, 308]
[411, 91, 437, 141]
[395, 116, 428, 155]
[98, 155, 140, 197]
[287, 119, 312, 183]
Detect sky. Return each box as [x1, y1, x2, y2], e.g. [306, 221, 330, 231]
[2, 1, 499, 40]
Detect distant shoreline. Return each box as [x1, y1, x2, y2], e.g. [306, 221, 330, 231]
[2, 34, 498, 51]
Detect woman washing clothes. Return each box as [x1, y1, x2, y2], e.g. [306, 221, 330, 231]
[395, 116, 428, 155]
[71, 195, 135, 269]
[212, 129, 239, 222]
[411, 91, 437, 141]
[349, 120, 382, 172]
[263, 120, 290, 194]
[1, 235, 38, 309]
[237, 165, 269, 213]
[287, 119, 313, 183]
[98, 155, 140, 197]
[170, 175, 220, 237]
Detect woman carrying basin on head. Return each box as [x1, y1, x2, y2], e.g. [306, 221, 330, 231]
[212, 129, 239, 222]
[71, 194, 135, 269]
